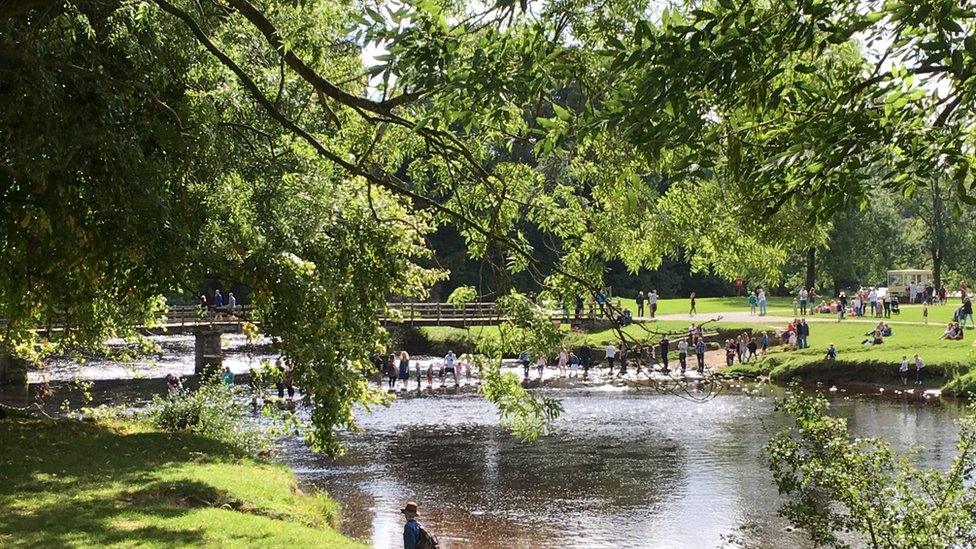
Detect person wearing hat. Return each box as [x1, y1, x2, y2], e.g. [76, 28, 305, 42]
[401, 501, 421, 548]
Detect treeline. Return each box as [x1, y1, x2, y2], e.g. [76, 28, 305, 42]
[429, 184, 976, 301]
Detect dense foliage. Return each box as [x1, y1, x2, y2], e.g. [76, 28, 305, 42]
[149, 382, 266, 454]
[3, 0, 976, 449]
[768, 391, 976, 547]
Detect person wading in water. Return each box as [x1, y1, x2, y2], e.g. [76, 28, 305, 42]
[400, 501, 438, 548]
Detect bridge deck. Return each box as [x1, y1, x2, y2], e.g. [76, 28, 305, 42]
[8, 301, 606, 334]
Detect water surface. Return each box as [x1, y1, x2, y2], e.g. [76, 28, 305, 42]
[282, 389, 961, 548]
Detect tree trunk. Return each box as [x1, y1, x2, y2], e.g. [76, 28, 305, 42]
[805, 247, 816, 290]
[930, 180, 947, 289]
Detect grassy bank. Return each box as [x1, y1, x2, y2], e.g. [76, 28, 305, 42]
[0, 415, 363, 548]
[724, 322, 974, 392]
[417, 297, 976, 393]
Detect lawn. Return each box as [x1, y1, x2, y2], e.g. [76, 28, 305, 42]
[613, 296, 965, 324]
[0, 416, 363, 549]
[613, 295, 793, 316]
[726, 321, 975, 390]
[419, 297, 976, 392]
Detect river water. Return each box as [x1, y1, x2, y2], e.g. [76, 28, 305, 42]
[282, 388, 961, 549]
[0, 335, 965, 548]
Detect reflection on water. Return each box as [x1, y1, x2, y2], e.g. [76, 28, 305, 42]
[0, 334, 965, 548]
[282, 391, 962, 549]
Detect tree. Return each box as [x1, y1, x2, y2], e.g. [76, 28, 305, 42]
[819, 192, 904, 293]
[767, 390, 976, 547]
[3, 0, 976, 451]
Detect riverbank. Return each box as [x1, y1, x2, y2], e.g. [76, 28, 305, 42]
[722, 320, 974, 394]
[415, 298, 976, 395]
[0, 414, 363, 548]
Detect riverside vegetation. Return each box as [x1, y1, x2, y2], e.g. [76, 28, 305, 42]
[0, 384, 361, 548]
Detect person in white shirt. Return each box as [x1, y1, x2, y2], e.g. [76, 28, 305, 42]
[605, 343, 618, 373]
[868, 288, 878, 317]
[798, 288, 809, 316]
[648, 291, 659, 319]
[228, 292, 237, 310]
[676, 339, 689, 373]
[443, 350, 458, 385]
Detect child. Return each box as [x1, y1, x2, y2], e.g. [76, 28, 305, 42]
[569, 352, 580, 378]
[915, 354, 925, 385]
[825, 343, 837, 360]
[923, 301, 929, 325]
[761, 332, 769, 355]
[792, 297, 799, 316]
[426, 365, 434, 389]
[899, 356, 909, 385]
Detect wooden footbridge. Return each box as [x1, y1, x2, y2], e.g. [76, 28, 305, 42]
[1, 302, 601, 383]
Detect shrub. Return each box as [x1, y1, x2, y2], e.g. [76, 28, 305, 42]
[148, 382, 266, 455]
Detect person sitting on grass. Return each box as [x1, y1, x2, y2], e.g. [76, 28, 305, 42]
[940, 322, 965, 340]
[862, 327, 884, 346]
[824, 343, 837, 360]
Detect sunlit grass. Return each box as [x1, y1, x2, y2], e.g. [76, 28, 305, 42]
[0, 417, 363, 548]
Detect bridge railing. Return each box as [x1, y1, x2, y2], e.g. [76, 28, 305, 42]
[383, 301, 500, 326]
[4, 301, 605, 333]
[380, 301, 602, 326]
[154, 304, 258, 327]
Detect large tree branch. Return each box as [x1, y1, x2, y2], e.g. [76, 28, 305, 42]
[150, 0, 721, 401]
[222, 0, 420, 114]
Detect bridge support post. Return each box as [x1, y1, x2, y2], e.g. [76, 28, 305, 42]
[0, 348, 28, 386]
[194, 328, 223, 378]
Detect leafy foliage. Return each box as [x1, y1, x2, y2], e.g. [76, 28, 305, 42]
[4, 0, 976, 451]
[767, 390, 976, 547]
[149, 382, 266, 455]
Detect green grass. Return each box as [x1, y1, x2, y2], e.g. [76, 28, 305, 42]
[0, 416, 363, 549]
[420, 320, 760, 351]
[613, 295, 793, 316]
[613, 296, 965, 323]
[726, 321, 975, 390]
[421, 298, 976, 391]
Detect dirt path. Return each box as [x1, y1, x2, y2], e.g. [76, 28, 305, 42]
[648, 311, 933, 327]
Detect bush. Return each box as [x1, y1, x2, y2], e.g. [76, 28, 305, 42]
[148, 382, 266, 455]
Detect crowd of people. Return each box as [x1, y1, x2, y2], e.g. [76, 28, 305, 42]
[516, 326, 713, 381]
[376, 350, 475, 391]
[723, 332, 768, 366]
[198, 289, 238, 314]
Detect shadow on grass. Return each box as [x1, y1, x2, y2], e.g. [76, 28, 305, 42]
[0, 417, 259, 548]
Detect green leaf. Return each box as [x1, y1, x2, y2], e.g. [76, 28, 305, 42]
[551, 103, 571, 121]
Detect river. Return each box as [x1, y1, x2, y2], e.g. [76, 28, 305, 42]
[0, 334, 965, 548]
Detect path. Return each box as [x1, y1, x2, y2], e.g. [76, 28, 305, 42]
[648, 311, 937, 327]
